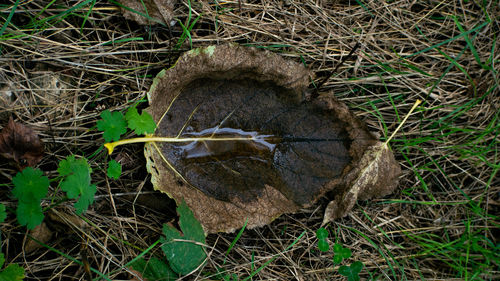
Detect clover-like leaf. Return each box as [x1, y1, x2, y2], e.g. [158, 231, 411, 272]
[339, 261, 363, 281]
[333, 243, 352, 264]
[107, 159, 122, 180]
[12, 167, 49, 229]
[160, 200, 206, 275]
[316, 227, 330, 252]
[97, 110, 127, 142]
[58, 155, 96, 214]
[316, 228, 328, 239]
[125, 107, 156, 135]
[318, 239, 329, 252]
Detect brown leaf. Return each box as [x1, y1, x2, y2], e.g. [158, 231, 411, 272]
[0, 117, 44, 169]
[144, 45, 401, 233]
[24, 222, 52, 253]
[116, 0, 176, 25]
[323, 142, 401, 224]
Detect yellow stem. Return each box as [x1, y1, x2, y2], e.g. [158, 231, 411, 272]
[104, 136, 264, 155]
[385, 99, 422, 145]
[105, 99, 423, 155]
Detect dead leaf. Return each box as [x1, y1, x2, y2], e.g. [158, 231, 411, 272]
[47, 208, 89, 230]
[0, 117, 44, 169]
[323, 142, 401, 224]
[24, 222, 52, 253]
[142, 44, 401, 233]
[116, 0, 176, 25]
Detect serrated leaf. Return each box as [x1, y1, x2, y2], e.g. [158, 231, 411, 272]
[0, 262, 25, 281]
[11, 168, 49, 229]
[12, 168, 49, 203]
[130, 257, 177, 281]
[58, 155, 96, 214]
[160, 200, 206, 275]
[97, 110, 127, 142]
[0, 254, 25, 281]
[16, 203, 44, 230]
[0, 204, 6, 223]
[107, 159, 121, 180]
[125, 107, 156, 135]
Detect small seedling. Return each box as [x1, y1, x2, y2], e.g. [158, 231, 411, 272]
[107, 159, 122, 180]
[58, 155, 97, 214]
[12, 167, 49, 229]
[333, 243, 352, 264]
[339, 261, 363, 281]
[316, 227, 329, 252]
[96, 109, 128, 142]
[161, 200, 206, 275]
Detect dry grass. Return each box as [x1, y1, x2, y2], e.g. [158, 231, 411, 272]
[0, 0, 498, 280]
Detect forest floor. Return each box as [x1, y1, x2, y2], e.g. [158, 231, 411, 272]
[0, 0, 499, 280]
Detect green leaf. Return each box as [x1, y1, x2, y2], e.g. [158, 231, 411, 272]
[12, 168, 49, 229]
[333, 243, 352, 264]
[0, 204, 6, 223]
[16, 203, 44, 230]
[338, 261, 363, 281]
[316, 228, 329, 252]
[130, 257, 177, 281]
[161, 200, 206, 275]
[341, 247, 352, 258]
[97, 110, 127, 142]
[125, 107, 156, 135]
[315, 227, 328, 239]
[107, 159, 121, 180]
[333, 254, 343, 264]
[12, 168, 49, 203]
[338, 265, 351, 276]
[350, 261, 363, 274]
[0, 254, 25, 281]
[58, 156, 97, 214]
[318, 239, 329, 252]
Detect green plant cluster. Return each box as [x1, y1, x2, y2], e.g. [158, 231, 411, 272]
[8, 156, 96, 230]
[2, 106, 156, 231]
[0, 106, 158, 279]
[97, 107, 156, 142]
[315, 227, 364, 281]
